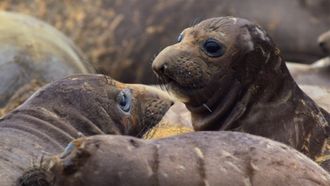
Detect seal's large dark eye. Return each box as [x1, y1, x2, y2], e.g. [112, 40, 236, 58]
[177, 32, 184, 42]
[201, 38, 225, 57]
[117, 89, 132, 113]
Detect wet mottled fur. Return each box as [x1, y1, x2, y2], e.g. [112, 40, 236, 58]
[152, 17, 330, 170]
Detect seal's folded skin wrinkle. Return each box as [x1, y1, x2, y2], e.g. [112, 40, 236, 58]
[47, 132, 330, 186]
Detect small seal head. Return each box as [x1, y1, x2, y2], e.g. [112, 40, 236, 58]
[152, 17, 294, 130]
[152, 17, 280, 107]
[20, 74, 173, 137]
[16, 75, 174, 186]
[152, 17, 279, 103]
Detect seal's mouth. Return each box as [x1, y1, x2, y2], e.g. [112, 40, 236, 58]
[140, 98, 173, 136]
[155, 71, 206, 101]
[123, 83, 174, 137]
[152, 47, 211, 102]
[128, 100, 173, 138]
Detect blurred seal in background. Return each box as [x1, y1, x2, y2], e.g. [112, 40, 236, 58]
[0, 12, 94, 116]
[1, 0, 329, 83]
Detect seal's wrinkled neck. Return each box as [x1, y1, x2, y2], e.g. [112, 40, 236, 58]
[185, 72, 243, 131]
[16, 98, 123, 138]
[237, 57, 329, 158]
[188, 52, 329, 158]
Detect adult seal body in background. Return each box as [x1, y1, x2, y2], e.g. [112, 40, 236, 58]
[0, 12, 94, 116]
[152, 17, 330, 170]
[0, 74, 172, 185]
[1, 0, 329, 83]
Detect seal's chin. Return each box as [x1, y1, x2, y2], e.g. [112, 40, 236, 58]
[166, 82, 191, 102]
[155, 70, 211, 104]
[157, 75, 200, 101]
[137, 98, 173, 137]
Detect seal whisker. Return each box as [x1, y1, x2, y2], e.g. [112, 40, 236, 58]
[137, 120, 151, 138]
[143, 124, 158, 139]
[162, 77, 168, 92]
[159, 77, 166, 91]
[137, 101, 150, 138]
[164, 82, 170, 94]
[158, 75, 165, 90]
[39, 153, 45, 168]
[159, 75, 170, 94]
[203, 103, 212, 113]
[191, 17, 202, 28]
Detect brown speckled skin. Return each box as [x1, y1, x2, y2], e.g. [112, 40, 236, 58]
[47, 132, 330, 186]
[152, 17, 330, 171]
[0, 0, 329, 83]
[0, 74, 172, 186]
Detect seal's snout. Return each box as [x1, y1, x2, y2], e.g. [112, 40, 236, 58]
[152, 53, 168, 77]
[152, 46, 178, 80]
[152, 57, 168, 75]
[138, 95, 173, 137]
[123, 83, 174, 136]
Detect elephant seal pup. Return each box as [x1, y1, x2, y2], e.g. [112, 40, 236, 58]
[25, 132, 330, 186]
[152, 17, 330, 168]
[0, 74, 172, 185]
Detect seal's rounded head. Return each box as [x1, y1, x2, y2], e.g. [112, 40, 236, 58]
[20, 74, 173, 137]
[152, 17, 278, 105]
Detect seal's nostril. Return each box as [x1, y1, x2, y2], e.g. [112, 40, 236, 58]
[319, 42, 329, 54]
[154, 62, 168, 75]
[159, 63, 168, 74]
[152, 61, 168, 75]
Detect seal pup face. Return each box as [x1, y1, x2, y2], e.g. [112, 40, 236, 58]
[21, 74, 173, 137]
[152, 17, 290, 130]
[153, 17, 276, 104]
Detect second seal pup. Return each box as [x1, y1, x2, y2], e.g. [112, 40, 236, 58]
[0, 74, 172, 185]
